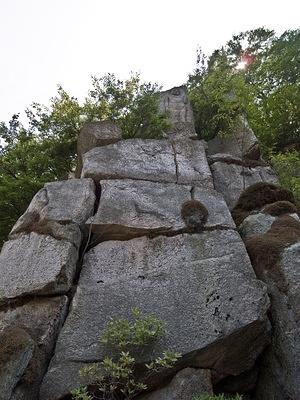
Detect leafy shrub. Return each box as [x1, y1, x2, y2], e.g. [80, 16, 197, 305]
[72, 308, 181, 400]
[271, 151, 300, 202]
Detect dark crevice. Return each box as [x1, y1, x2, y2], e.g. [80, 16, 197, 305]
[84, 225, 237, 249]
[170, 140, 179, 184]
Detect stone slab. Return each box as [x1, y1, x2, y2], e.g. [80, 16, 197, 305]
[87, 180, 235, 240]
[40, 230, 270, 400]
[0, 233, 78, 300]
[172, 139, 214, 187]
[81, 139, 213, 188]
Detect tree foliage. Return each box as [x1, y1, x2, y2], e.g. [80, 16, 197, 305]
[0, 74, 169, 246]
[188, 28, 300, 200]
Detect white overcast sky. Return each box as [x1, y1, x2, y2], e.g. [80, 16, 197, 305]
[0, 0, 299, 123]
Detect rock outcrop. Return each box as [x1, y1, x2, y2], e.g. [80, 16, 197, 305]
[0, 85, 298, 400]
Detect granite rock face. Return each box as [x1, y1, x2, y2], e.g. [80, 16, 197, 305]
[81, 139, 213, 188]
[138, 368, 213, 400]
[1, 86, 290, 400]
[10, 178, 95, 233]
[210, 161, 278, 209]
[0, 297, 68, 400]
[0, 327, 34, 400]
[87, 179, 235, 240]
[0, 233, 78, 300]
[40, 230, 270, 400]
[256, 242, 300, 400]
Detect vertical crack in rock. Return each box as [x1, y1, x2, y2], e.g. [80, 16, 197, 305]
[170, 140, 179, 184]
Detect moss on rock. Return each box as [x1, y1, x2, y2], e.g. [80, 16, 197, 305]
[181, 200, 208, 232]
[232, 182, 296, 226]
[245, 216, 300, 293]
[262, 200, 298, 216]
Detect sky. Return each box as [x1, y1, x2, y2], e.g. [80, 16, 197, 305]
[0, 0, 299, 123]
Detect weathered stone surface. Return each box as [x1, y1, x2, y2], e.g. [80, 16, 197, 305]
[0, 327, 34, 400]
[87, 179, 234, 240]
[78, 120, 122, 155]
[0, 233, 78, 300]
[0, 296, 68, 400]
[82, 139, 213, 188]
[138, 368, 213, 400]
[82, 139, 176, 182]
[207, 117, 260, 160]
[254, 242, 300, 400]
[76, 121, 122, 176]
[172, 139, 214, 187]
[239, 213, 276, 238]
[40, 230, 270, 400]
[159, 86, 197, 139]
[10, 179, 95, 243]
[210, 161, 278, 209]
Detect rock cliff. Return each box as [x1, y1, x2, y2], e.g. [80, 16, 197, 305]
[0, 86, 299, 400]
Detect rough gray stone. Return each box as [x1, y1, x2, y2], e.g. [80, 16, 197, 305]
[0, 296, 68, 400]
[10, 179, 95, 242]
[82, 139, 213, 188]
[255, 242, 300, 400]
[207, 117, 260, 159]
[138, 368, 213, 400]
[172, 139, 214, 187]
[76, 121, 122, 176]
[40, 230, 270, 400]
[239, 213, 276, 238]
[82, 139, 176, 183]
[0, 233, 78, 300]
[159, 86, 197, 139]
[87, 180, 235, 240]
[0, 327, 34, 400]
[210, 161, 279, 209]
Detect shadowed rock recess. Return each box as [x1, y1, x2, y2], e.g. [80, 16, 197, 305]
[0, 86, 298, 400]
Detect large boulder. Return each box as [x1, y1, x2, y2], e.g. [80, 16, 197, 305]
[159, 86, 197, 139]
[0, 233, 78, 301]
[0, 296, 68, 400]
[40, 230, 270, 400]
[76, 121, 122, 176]
[10, 179, 95, 237]
[81, 139, 213, 188]
[138, 368, 213, 400]
[87, 179, 235, 240]
[210, 161, 278, 209]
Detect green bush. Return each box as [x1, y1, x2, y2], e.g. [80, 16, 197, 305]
[72, 308, 181, 400]
[271, 151, 300, 202]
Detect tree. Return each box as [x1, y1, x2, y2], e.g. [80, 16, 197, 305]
[0, 74, 170, 247]
[188, 28, 300, 200]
